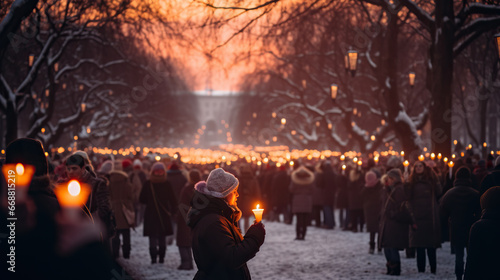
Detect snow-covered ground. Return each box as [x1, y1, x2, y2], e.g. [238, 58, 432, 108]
[119, 216, 456, 280]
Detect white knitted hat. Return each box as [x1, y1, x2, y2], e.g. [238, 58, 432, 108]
[203, 168, 239, 198]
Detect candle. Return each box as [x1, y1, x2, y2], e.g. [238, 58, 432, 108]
[430, 153, 435, 160]
[54, 180, 91, 219]
[357, 160, 362, 170]
[342, 164, 346, 175]
[2, 164, 35, 201]
[437, 153, 442, 160]
[418, 155, 425, 161]
[448, 161, 454, 179]
[400, 151, 405, 157]
[340, 155, 345, 161]
[374, 156, 379, 165]
[252, 204, 264, 223]
[403, 160, 409, 173]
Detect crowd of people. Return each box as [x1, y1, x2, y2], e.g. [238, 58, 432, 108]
[1, 137, 499, 280]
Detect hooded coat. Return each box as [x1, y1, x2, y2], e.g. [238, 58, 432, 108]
[361, 181, 383, 233]
[187, 191, 262, 280]
[139, 175, 177, 237]
[439, 178, 481, 248]
[408, 176, 442, 248]
[379, 182, 410, 250]
[289, 166, 315, 214]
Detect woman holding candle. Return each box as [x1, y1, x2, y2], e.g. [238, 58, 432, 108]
[188, 168, 265, 279]
[407, 161, 442, 274]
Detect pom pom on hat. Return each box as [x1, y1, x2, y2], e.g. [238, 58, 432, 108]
[133, 159, 142, 169]
[203, 168, 239, 198]
[122, 159, 133, 170]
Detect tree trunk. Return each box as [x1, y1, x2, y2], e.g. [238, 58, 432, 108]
[428, 0, 454, 157]
[5, 101, 18, 146]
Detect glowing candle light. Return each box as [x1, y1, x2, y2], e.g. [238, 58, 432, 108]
[374, 156, 379, 165]
[437, 153, 442, 160]
[443, 157, 448, 163]
[430, 153, 435, 160]
[2, 164, 35, 201]
[448, 161, 454, 179]
[252, 204, 264, 223]
[403, 160, 409, 174]
[342, 164, 346, 175]
[340, 155, 345, 161]
[54, 180, 91, 219]
[418, 155, 425, 161]
[281, 118, 286, 125]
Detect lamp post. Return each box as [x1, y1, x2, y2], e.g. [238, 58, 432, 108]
[347, 50, 358, 77]
[409, 72, 416, 87]
[330, 83, 338, 102]
[495, 33, 500, 59]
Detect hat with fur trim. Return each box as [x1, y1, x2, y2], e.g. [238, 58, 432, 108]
[291, 165, 315, 185]
[203, 168, 239, 198]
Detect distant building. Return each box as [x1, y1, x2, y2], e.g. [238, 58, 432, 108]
[194, 90, 241, 147]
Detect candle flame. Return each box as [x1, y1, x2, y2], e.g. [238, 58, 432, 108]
[256, 204, 260, 210]
[16, 163, 24, 175]
[403, 160, 409, 167]
[68, 180, 81, 196]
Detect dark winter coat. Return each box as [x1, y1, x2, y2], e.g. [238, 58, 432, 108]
[289, 167, 315, 214]
[176, 182, 195, 247]
[312, 169, 325, 206]
[139, 177, 178, 236]
[80, 170, 113, 235]
[108, 170, 135, 229]
[439, 178, 481, 248]
[347, 171, 364, 211]
[237, 169, 261, 217]
[361, 181, 383, 233]
[379, 182, 411, 250]
[187, 191, 262, 280]
[336, 174, 349, 209]
[320, 166, 337, 206]
[270, 169, 291, 209]
[167, 169, 188, 200]
[464, 210, 500, 280]
[479, 165, 500, 195]
[408, 177, 442, 248]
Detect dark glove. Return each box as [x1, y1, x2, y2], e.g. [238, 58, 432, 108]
[244, 222, 266, 247]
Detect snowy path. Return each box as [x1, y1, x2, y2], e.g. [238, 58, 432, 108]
[119, 219, 455, 280]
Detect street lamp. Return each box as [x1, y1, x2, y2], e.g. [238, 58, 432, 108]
[493, 33, 500, 60]
[409, 72, 416, 87]
[28, 54, 34, 67]
[348, 50, 358, 77]
[330, 83, 338, 101]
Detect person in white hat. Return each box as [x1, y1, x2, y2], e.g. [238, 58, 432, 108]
[187, 168, 265, 279]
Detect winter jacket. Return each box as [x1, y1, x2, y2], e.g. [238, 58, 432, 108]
[167, 169, 188, 200]
[270, 169, 291, 209]
[347, 170, 364, 211]
[188, 191, 264, 280]
[108, 170, 135, 229]
[176, 182, 195, 247]
[312, 169, 325, 206]
[408, 177, 442, 248]
[479, 165, 500, 195]
[80, 170, 113, 235]
[237, 169, 261, 217]
[439, 178, 481, 248]
[361, 181, 383, 233]
[289, 167, 315, 214]
[336, 174, 349, 209]
[464, 210, 500, 280]
[320, 166, 337, 206]
[379, 182, 411, 250]
[139, 177, 177, 236]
